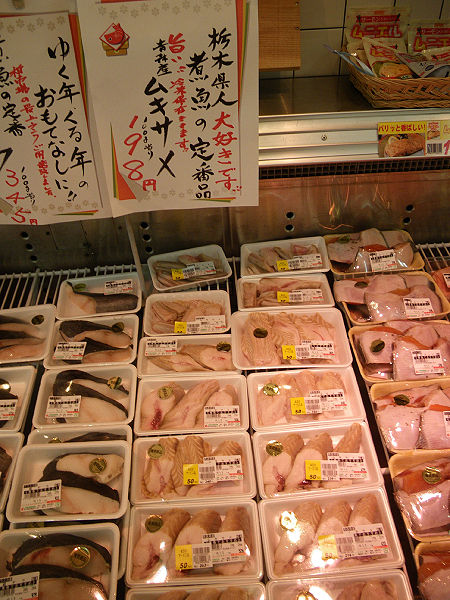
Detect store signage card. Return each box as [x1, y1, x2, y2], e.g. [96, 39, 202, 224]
[378, 120, 450, 158]
[0, 12, 106, 225]
[77, 0, 258, 215]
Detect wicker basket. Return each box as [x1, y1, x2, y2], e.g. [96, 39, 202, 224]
[347, 61, 450, 108]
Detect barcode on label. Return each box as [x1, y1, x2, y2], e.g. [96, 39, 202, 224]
[191, 543, 212, 568]
[198, 465, 216, 476]
[320, 462, 339, 480]
[336, 536, 355, 557]
[427, 142, 442, 154]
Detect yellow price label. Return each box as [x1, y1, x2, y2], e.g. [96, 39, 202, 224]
[171, 268, 185, 280]
[282, 345, 297, 360]
[277, 291, 290, 303]
[290, 397, 306, 415]
[183, 463, 199, 486]
[175, 544, 193, 570]
[318, 534, 339, 560]
[174, 321, 187, 334]
[305, 459, 322, 480]
[276, 259, 290, 271]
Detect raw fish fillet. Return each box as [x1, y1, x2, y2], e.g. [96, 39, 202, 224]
[396, 480, 450, 534]
[334, 279, 367, 304]
[392, 338, 434, 381]
[80, 344, 133, 364]
[432, 266, 450, 302]
[0, 447, 11, 492]
[365, 274, 406, 294]
[162, 379, 220, 430]
[132, 508, 191, 580]
[263, 433, 304, 496]
[148, 353, 209, 372]
[171, 435, 210, 496]
[143, 437, 178, 498]
[321, 423, 362, 489]
[218, 588, 249, 600]
[336, 583, 366, 600]
[42, 453, 124, 485]
[419, 408, 450, 449]
[395, 459, 450, 494]
[365, 291, 406, 322]
[405, 285, 442, 314]
[349, 494, 379, 526]
[140, 382, 185, 431]
[377, 405, 424, 451]
[406, 324, 439, 347]
[358, 330, 397, 365]
[66, 282, 138, 314]
[156, 591, 187, 600]
[168, 509, 222, 571]
[59, 320, 132, 348]
[10, 564, 107, 600]
[288, 370, 318, 423]
[10, 532, 111, 584]
[420, 570, 450, 600]
[240, 313, 279, 366]
[274, 500, 322, 563]
[284, 433, 333, 491]
[180, 344, 234, 371]
[256, 373, 293, 426]
[0, 340, 45, 361]
[360, 581, 398, 600]
[186, 440, 244, 497]
[196, 384, 238, 427]
[213, 506, 252, 575]
[327, 239, 360, 264]
[316, 500, 351, 535]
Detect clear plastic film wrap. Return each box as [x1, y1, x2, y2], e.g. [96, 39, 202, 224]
[390, 453, 450, 541]
[416, 541, 450, 600]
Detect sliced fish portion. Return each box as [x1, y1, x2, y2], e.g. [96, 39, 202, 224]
[43, 453, 124, 485]
[67, 282, 138, 314]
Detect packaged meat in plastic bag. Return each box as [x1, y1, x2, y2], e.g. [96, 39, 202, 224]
[345, 7, 410, 52]
[432, 266, 450, 302]
[390, 451, 450, 541]
[415, 540, 450, 600]
[363, 38, 413, 78]
[408, 21, 450, 54]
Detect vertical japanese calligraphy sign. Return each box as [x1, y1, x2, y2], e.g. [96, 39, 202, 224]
[77, 0, 258, 216]
[0, 11, 106, 225]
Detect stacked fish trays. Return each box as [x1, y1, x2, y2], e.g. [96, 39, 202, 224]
[128, 257, 263, 598]
[232, 235, 412, 599]
[0, 273, 144, 599]
[326, 229, 450, 599]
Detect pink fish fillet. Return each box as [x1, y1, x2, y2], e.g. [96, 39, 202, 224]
[196, 384, 238, 427]
[396, 480, 450, 534]
[161, 379, 220, 429]
[263, 433, 304, 495]
[240, 313, 279, 366]
[376, 405, 424, 451]
[284, 433, 333, 491]
[256, 373, 294, 426]
[140, 382, 185, 430]
[180, 344, 234, 371]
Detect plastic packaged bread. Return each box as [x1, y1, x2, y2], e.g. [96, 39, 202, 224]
[363, 38, 413, 79]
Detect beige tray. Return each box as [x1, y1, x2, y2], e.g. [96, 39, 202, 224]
[339, 271, 450, 327]
[389, 449, 450, 543]
[324, 231, 424, 279]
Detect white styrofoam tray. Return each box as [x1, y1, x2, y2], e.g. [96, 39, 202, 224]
[237, 272, 334, 311]
[148, 243, 232, 292]
[266, 569, 413, 600]
[130, 431, 256, 504]
[240, 236, 330, 277]
[137, 334, 237, 378]
[0, 305, 56, 365]
[259, 486, 404, 580]
[56, 272, 142, 319]
[247, 366, 365, 431]
[0, 522, 120, 600]
[253, 421, 383, 499]
[134, 373, 249, 436]
[0, 432, 24, 513]
[126, 498, 263, 586]
[231, 308, 353, 370]
[144, 289, 231, 337]
[7, 440, 131, 523]
[44, 314, 138, 369]
[27, 424, 133, 446]
[33, 364, 137, 429]
[127, 582, 266, 599]
[0, 366, 36, 433]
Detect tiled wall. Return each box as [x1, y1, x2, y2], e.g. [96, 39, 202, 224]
[261, 0, 450, 78]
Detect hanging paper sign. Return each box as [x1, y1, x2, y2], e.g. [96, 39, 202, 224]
[77, 0, 258, 216]
[0, 12, 105, 225]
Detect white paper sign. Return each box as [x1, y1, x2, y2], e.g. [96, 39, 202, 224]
[77, 0, 258, 215]
[0, 13, 105, 225]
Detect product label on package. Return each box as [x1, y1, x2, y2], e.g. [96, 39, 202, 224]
[290, 389, 347, 415]
[277, 289, 324, 304]
[183, 455, 242, 485]
[290, 396, 321, 415]
[444, 411, 450, 438]
[403, 297, 435, 318]
[21, 479, 61, 512]
[276, 254, 323, 271]
[0, 572, 39, 600]
[203, 405, 241, 428]
[53, 342, 86, 361]
[145, 337, 178, 356]
[104, 278, 133, 294]
[305, 459, 340, 481]
[369, 249, 397, 271]
[45, 395, 81, 419]
[0, 399, 17, 421]
[412, 349, 445, 375]
[327, 452, 368, 478]
[203, 530, 246, 564]
[319, 523, 388, 560]
[172, 261, 216, 280]
[175, 543, 212, 570]
[174, 315, 226, 334]
[282, 341, 335, 360]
